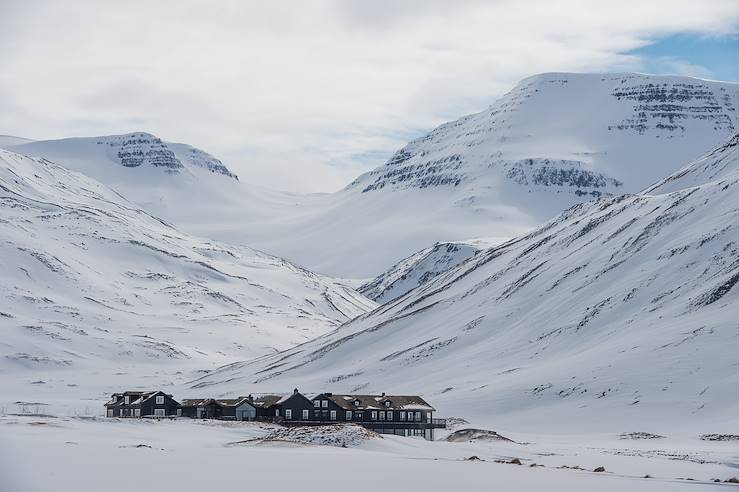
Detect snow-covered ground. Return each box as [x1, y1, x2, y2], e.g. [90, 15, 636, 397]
[10, 73, 739, 278]
[2, 416, 738, 491]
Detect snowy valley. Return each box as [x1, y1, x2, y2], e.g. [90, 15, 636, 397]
[0, 149, 374, 415]
[191, 132, 739, 435]
[3, 72, 739, 492]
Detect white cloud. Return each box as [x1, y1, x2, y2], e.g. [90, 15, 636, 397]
[1, 0, 738, 191]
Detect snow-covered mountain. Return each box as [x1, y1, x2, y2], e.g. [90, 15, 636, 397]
[0, 149, 374, 411]
[189, 133, 739, 432]
[359, 241, 484, 303]
[8, 74, 739, 279]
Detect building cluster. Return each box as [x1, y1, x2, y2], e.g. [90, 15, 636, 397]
[105, 388, 446, 439]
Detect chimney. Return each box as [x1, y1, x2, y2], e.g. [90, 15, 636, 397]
[381, 392, 386, 397]
[247, 394, 252, 401]
[293, 388, 299, 394]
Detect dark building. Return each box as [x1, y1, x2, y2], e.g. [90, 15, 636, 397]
[105, 390, 180, 418]
[307, 392, 443, 439]
[104, 388, 445, 440]
[180, 397, 257, 420]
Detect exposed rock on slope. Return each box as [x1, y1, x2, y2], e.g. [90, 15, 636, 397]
[9, 74, 739, 278]
[359, 241, 483, 303]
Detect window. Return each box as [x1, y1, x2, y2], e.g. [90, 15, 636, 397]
[176, 409, 182, 416]
[314, 400, 320, 408]
[314, 410, 320, 418]
[387, 411, 393, 421]
[302, 409, 309, 420]
[107, 409, 113, 417]
[399, 411, 406, 421]
[346, 411, 352, 420]
[330, 410, 336, 420]
[124, 396, 130, 405]
[321, 400, 328, 408]
[153, 409, 164, 417]
[134, 408, 141, 417]
[156, 395, 164, 405]
[371, 411, 377, 421]
[356, 412, 363, 420]
[384, 401, 390, 407]
[415, 411, 421, 422]
[275, 409, 280, 417]
[353, 400, 359, 406]
[379, 411, 385, 421]
[285, 409, 292, 420]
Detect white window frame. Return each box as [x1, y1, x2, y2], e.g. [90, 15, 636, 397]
[387, 411, 393, 421]
[275, 408, 280, 417]
[399, 411, 406, 421]
[353, 400, 359, 406]
[107, 409, 113, 417]
[154, 409, 165, 417]
[330, 410, 336, 420]
[346, 410, 352, 420]
[176, 409, 182, 416]
[134, 408, 141, 417]
[313, 400, 320, 408]
[379, 411, 385, 421]
[302, 409, 309, 420]
[415, 411, 421, 422]
[124, 396, 130, 405]
[384, 401, 390, 407]
[156, 395, 165, 405]
[321, 400, 328, 408]
[371, 411, 377, 421]
[285, 409, 292, 420]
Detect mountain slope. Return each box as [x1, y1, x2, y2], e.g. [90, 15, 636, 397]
[9, 74, 739, 279]
[0, 149, 374, 410]
[358, 241, 484, 303]
[189, 133, 739, 432]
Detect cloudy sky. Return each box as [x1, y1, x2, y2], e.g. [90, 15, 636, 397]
[1, 1, 738, 192]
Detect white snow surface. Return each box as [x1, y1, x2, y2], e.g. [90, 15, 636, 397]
[359, 241, 484, 303]
[9, 74, 739, 278]
[3, 416, 739, 492]
[0, 149, 375, 414]
[189, 132, 739, 434]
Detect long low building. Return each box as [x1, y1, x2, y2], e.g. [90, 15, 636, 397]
[104, 388, 446, 440]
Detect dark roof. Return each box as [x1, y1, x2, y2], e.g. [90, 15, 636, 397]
[324, 394, 435, 411]
[106, 390, 176, 407]
[217, 397, 254, 407]
[180, 398, 215, 407]
[250, 394, 283, 408]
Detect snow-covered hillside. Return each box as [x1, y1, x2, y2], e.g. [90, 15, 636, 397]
[0, 149, 374, 412]
[189, 133, 739, 433]
[10, 74, 739, 279]
[359, 241, 484, 303]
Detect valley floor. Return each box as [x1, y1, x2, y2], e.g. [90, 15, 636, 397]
[2, 416, 738, 491]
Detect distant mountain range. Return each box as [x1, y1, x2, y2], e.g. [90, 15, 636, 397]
[8, 73, 738, 278]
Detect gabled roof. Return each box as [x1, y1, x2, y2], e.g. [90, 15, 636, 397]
[105, 390, 176, 407]
[217, 397, 255, 407]
[325, 394, 435, 411]
[250, 394, 283, 408]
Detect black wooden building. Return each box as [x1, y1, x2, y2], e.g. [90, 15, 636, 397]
[105, 391, 180, 418]
[180, 397, 257, 420]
